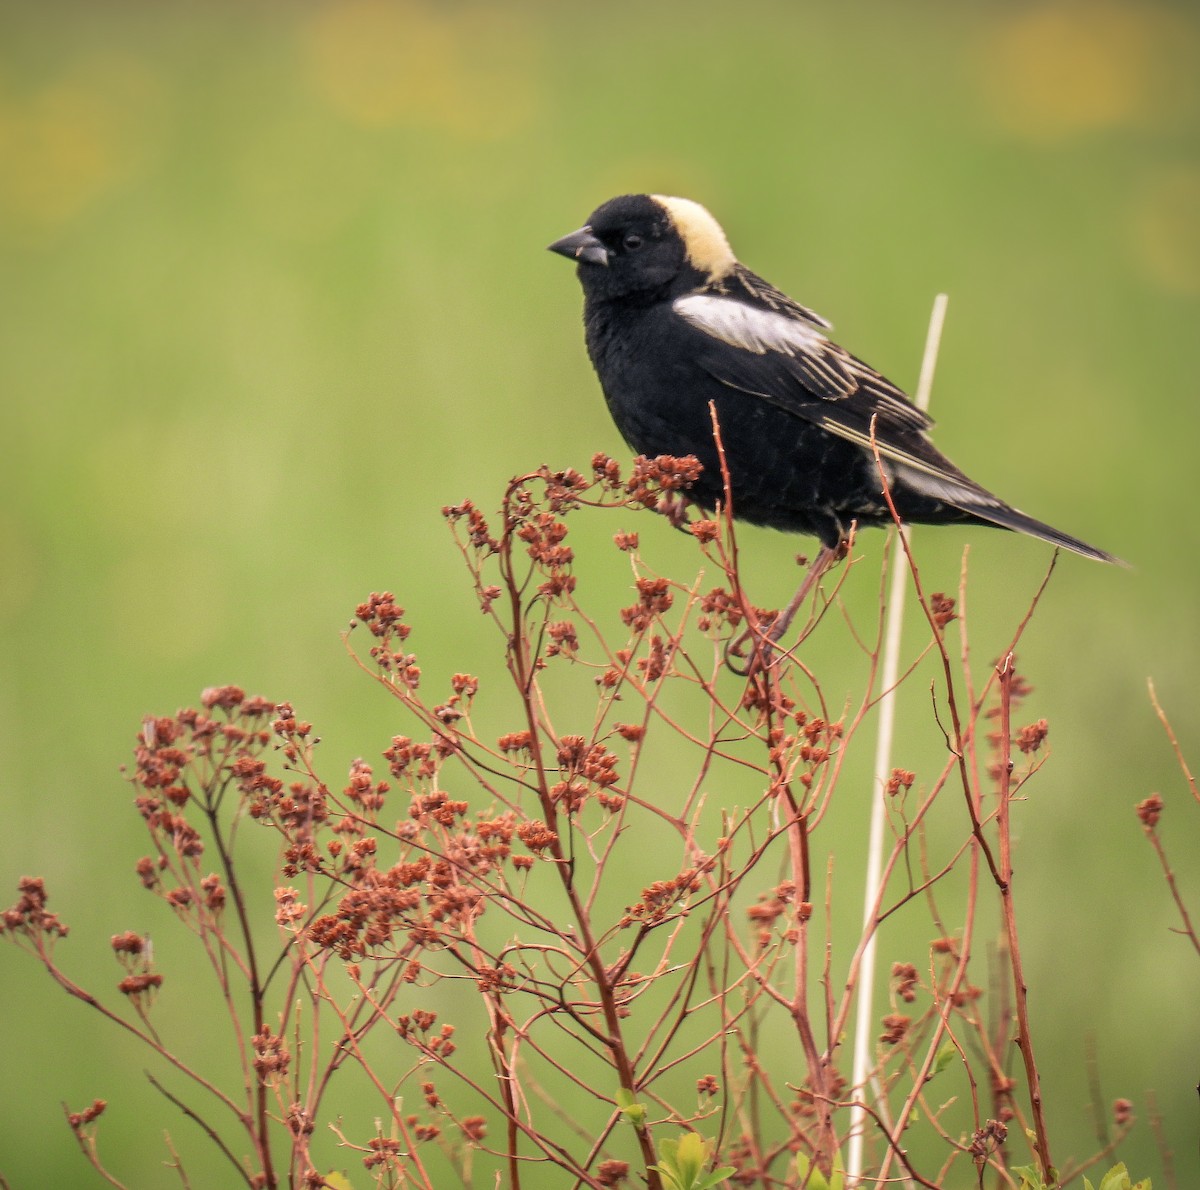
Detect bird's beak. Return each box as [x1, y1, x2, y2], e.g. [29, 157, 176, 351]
[547, 226, 610, 267]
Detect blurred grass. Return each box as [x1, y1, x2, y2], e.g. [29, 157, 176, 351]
[1, 0, 1198, 1185]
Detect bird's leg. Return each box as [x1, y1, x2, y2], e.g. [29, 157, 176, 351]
[767, 541, 844, 645]
[656, 490, 693, 530]
[725, 541, 845, 675]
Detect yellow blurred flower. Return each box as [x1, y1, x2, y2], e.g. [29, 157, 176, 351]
[300, 0, 538, 139]
[1131, 165, 1200, 295]
[974, 0, 1195, 141]
[0, 52, 162, 232]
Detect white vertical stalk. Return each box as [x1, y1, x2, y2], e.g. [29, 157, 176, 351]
[846, 293, 948, 1186]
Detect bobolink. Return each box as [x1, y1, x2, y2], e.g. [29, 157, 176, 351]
[548, 194, 1119, 585]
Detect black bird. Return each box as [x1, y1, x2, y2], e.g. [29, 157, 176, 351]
[548, 194, 1119, 644]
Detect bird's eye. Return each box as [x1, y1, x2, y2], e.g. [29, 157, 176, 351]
[622, 232, 644, 252]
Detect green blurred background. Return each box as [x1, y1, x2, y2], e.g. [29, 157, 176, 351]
[2, 0, 1198, 1185]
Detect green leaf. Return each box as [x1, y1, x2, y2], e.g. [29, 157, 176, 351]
[615, 1087, 647, 1128]
[1012, 1164, 1046, 1190]
[648, 1132, 735, 1190]
[794, 1153, 845, 1190]
[694, 1173, 738, 1190]
[932, 1043, 957, 1076]
[794, 1154, 826, 1190]
[673, 1131, 708, 1183]
[1095, 1162, 1151, 1190]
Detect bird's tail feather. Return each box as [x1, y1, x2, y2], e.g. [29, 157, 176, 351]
[955, 500, 1124, 566]
[892, 460, 1124, 565]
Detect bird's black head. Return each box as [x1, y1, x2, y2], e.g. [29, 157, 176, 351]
[548, 194, 736, 302]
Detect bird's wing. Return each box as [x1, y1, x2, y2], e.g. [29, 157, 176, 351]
[673, 289, 987, 495]
[674, 280, 1122, 564]
[728, 270, 836, 331]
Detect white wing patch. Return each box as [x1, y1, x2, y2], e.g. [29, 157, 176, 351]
[893, 462, 1003, 509]
[674, 294, 828, 356]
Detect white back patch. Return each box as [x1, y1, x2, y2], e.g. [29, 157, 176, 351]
[653, 196, 736, 280]
[673, 293, 828, 356]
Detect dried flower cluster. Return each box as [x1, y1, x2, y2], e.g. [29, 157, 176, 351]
[2, 456, 1156, 1190]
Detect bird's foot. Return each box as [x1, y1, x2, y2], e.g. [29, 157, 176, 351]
[723, 540, 845, 677]
[656, 491, 693, 530]
[724, 612, 788, 677]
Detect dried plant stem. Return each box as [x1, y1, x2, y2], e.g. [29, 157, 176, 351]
[847, 292, 947, 1187]
[31, 943, 246, 1125]
[497, 500, 664, 1190]
[874, 836, 981, 1187]
[1148, 679, 1200, 806]
[1140, 822, 1200, 957]
[7, 449, 1142, 1188]
[144, 1073, 250, 1188]
[200, 800, 275, 1188]
[997, 652, 1054, 1182]
[1145, 1089, 1178, 1190]
[1145, 682, 1200, 955]
[62, 1106, 130, 1190]
[710, 400, 839, 1175]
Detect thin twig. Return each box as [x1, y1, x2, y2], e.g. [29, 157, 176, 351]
[1149, 680, 1200, 806]
[144, 1073, 254, 1188]
[997, 653, 1055, 1182]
